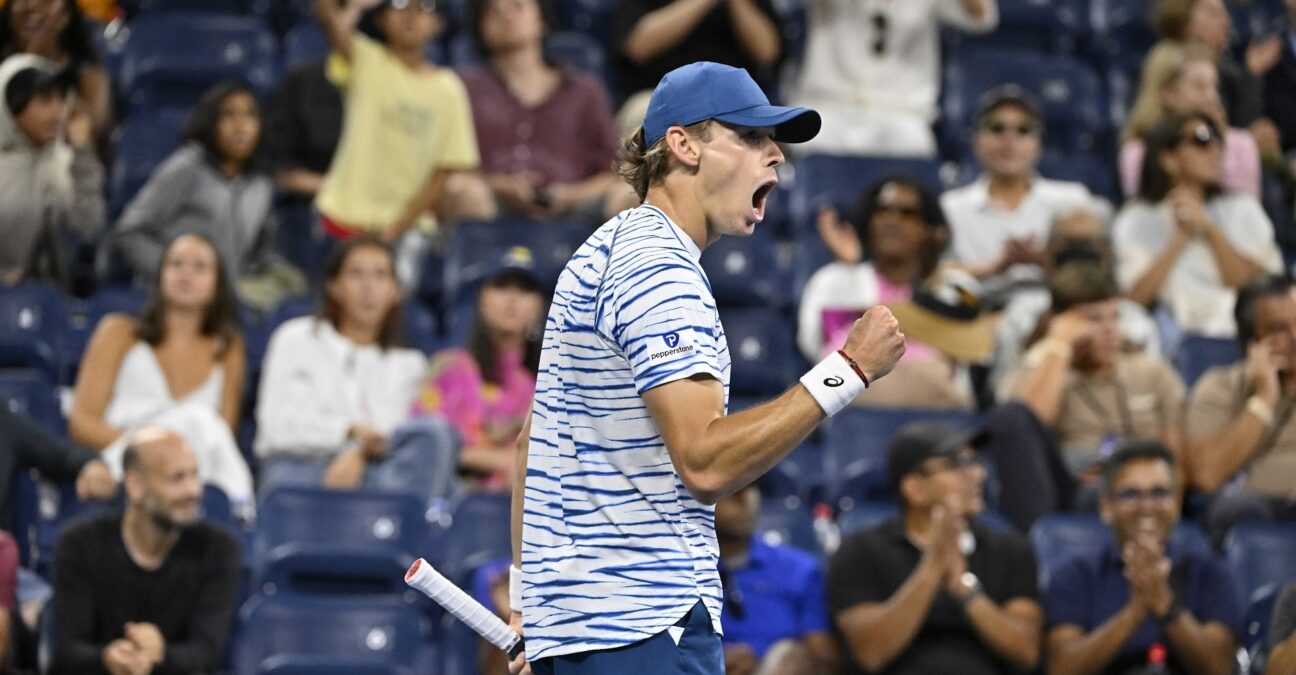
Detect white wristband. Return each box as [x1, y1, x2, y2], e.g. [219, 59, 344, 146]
[509, 564, 523, 611]
[801, 352, 866, 417]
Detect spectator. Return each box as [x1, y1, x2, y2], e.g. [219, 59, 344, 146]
[828, 422, 1042, 675]
[1044, 441, 1241, 675]
[263, 57, 343, 204]
[940, 85, 1098, 297]
[990, 207, 1160, 392]
[799, 174, 950, 362]
[1260, 0, 1296, 156]
[409, 249, 543, 492]
[1114, 112, 1282, 338]
[460, 0, 629, 223]
[994, 264, 1184, 530]
[313, 0, 494, 285]
[69, 233, 254, 514]
[0, 407, 115, 535]
[0, 0, 110, 134]
[1121, 41, 1261, 199]
[49, 427, 241, 675]
[115, 80, 307, 312]
[1184, 274, 1296, 546]
[610, 0, 782, 109]
[0, 530, 14, 669]
[1269, 581, 1296, 675]
[0, 53, 104, 286]
[255, 236, 458, 502]
[791, 0, 997, 157]
[1153, 0, 1270, 132]
[716, 484, 837, 675]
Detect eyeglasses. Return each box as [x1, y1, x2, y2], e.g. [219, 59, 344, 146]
[1179, 123, 1221, 149]
[1111, 486, 1174, 505]
[872, 12, 888, 56]
[917, 451, 982, 476]
[875, 204, 923, 219]
[982, 120, 1039, 137]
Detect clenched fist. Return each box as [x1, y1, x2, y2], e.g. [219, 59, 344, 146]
[842, 306, 906, 382]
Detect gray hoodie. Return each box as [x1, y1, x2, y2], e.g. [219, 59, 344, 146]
[114, 141, 276, 279]
[0, 53, 105, 278]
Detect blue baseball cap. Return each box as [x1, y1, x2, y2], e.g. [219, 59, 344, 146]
[642, 62, 821, 147]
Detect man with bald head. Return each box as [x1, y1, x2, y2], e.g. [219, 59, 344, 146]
[49, 427, 240, 675]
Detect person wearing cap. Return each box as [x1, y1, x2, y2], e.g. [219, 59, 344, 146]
[826, 421, 1042, 675]
[509, 61, 905, 675]
[1044, 441, 1241, 675]
[0, 52, 103, 285]
[409, 247, 546, 492]
[254, 236, 459, 502]
[995, 263, 1185, 531]
[790, 0, 997, 157]
[940, 84, 1101, 297]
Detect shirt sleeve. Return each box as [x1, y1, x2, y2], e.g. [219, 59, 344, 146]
[1044, 558, 1093, 629]
[435, 73, 482, 171]
[1219, 196, 1282, 273]
[1189, 555, 1243, 638]
[612, 253, 725, 394]
[0, 531, 16, 611]
[336, 33, 384, 88]
[157, 531, 242, 674]
[1184, 367, 1243, 442]
[1154, 360, 1186, 437]
[114, 149, 200, 278]
[1000, 534, 1041, 602]
[1112, 205, 1156, 294]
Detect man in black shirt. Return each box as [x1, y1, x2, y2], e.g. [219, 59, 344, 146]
[827, 422, 1042, 675]
[50, 427, 240, 675]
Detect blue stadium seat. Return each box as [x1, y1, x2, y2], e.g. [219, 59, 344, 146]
[64, 286, 149, 384]
[252, 487, 430, 597]
[266, 295, 315, 334]
[403, 299, 442, 355]
[1175, 335, 1241, 388]
[945, 0, 1085, 55]
[282, 20, 330, 69]
[837, 499, 899, 536]
[442, 220, 590, 306]
[132, 0, 260, 12]
[822, 407, 981, 508]
[0, 283, 68, 382]
[109, 106, 189, 216]
[1032, 514, 1212, 589]
[756, 498, 819, 557]
[115, 13, 278, 112]
[1036, 151, 1120, 204]
[722, 308, 803, 396]
[941, 49, 1108, 156]
[430, 492, 512, 587]
[235, 595, 430, 675]
[699, 230, 787, 308]
[547, 31, 608, 80]
[1242, 583, 1282, 671]
[1225, 522, 1296, 608]
[554, 0, 616, 36]
[1087, 0, 1157, 77]
[0, 369, 63, 434]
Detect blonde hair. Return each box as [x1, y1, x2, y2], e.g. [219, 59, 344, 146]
[615, 121, 713, 200]
[1124, 40, 1215, 142]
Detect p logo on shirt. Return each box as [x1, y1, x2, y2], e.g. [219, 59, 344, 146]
[664, 332, 680, 348]
[651, 331, 695, 360]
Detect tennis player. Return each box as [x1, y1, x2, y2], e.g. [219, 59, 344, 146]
[509, 61, 907, 675]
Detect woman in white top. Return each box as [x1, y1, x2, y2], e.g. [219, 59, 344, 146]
[254, 236, 458, 503]
[69, 233, 253, 512]
[1114, 112, 1283, 338]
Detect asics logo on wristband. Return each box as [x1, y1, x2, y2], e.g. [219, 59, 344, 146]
[823, 376, 844, 387]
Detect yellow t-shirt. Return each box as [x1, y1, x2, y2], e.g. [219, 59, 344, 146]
[315, 35, 480, 232]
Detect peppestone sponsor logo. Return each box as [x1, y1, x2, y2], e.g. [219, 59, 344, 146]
[650, 331, 695, 359]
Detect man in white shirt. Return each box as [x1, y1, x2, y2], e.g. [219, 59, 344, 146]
[791, 0, 997, 157]
[940, 85, 1100, 296]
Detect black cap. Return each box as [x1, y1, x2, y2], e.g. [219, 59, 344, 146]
[4, 61, 64, 117]
[886, 421, 987, 491]
[480, 246, 541, 292]
[975, 83, 1042, 125]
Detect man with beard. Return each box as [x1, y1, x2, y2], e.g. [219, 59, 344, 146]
[1045, 441, 1241, 675]
[49, 427, 240, 675]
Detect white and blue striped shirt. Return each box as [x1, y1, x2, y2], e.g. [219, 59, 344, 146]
[521, 205, 730, 660]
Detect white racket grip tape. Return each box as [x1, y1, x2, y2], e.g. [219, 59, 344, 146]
[405, 558, 525, 660]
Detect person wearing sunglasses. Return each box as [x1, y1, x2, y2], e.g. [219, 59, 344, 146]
[789, 0, 997, 158]
[941, 85, 1101, 298]
[1114, 111, 1282, 339]
[1045, 441, 1242, 675]
[827, 421, 1042, 675]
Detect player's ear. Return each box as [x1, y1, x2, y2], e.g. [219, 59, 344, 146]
[664, 126, 702, 169]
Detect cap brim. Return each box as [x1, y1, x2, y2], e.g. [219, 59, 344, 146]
[885, 301, 999, 364]
[714, 105, 822, 143]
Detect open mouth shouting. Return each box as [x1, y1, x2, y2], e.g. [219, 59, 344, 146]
[750, 177, 778, 224]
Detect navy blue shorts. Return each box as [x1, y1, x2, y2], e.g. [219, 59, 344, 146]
[530, 601, 722, 675]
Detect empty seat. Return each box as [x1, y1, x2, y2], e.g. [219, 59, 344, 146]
[1175, 335, 1241, 388]
[115, 13, 278, 112]
[430, 492, 512, 586]
[282, 20, 331, 69]
[722, 308, 803, 396]
[235, 595, 429, 675]
[252, 487, 429, 596]
[1225, 522, 1296, 608]
[1087, 0, 1157, 77]
[1032, 514, 1212, 589]
[699, 230, 787, 308]
[0, 369, 63, 434]
[442, 220, 590, 307]
[0, 283, 68, 381]
[946, 0, 1085, 55]
[109, 106, 189, 215]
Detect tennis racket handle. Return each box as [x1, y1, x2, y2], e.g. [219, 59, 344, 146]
[404, 558, 524, 658]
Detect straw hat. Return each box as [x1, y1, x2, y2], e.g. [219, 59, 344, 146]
[885, 269, 999, 364]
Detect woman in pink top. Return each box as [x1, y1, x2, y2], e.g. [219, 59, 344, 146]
[1120, 40, 1260, 199]
[410, 253, 545, 491]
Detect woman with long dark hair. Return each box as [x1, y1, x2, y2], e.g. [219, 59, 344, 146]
[255, 236, 459, 501]
[410, 250, 545, 491]
[69, 233, 253, 512]
[1114, 112, 1282, 337]
[115, 79, 306, 310]
[0, 0, 110, 133]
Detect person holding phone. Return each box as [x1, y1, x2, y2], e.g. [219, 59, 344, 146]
[1185, 274, 1296, 547]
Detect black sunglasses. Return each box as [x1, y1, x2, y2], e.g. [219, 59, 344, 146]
[875, 203, 923, 219]
[982, 120, 1039, 137]
[1179, 123, 1221, 149]
[872, 12, 888, 56]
